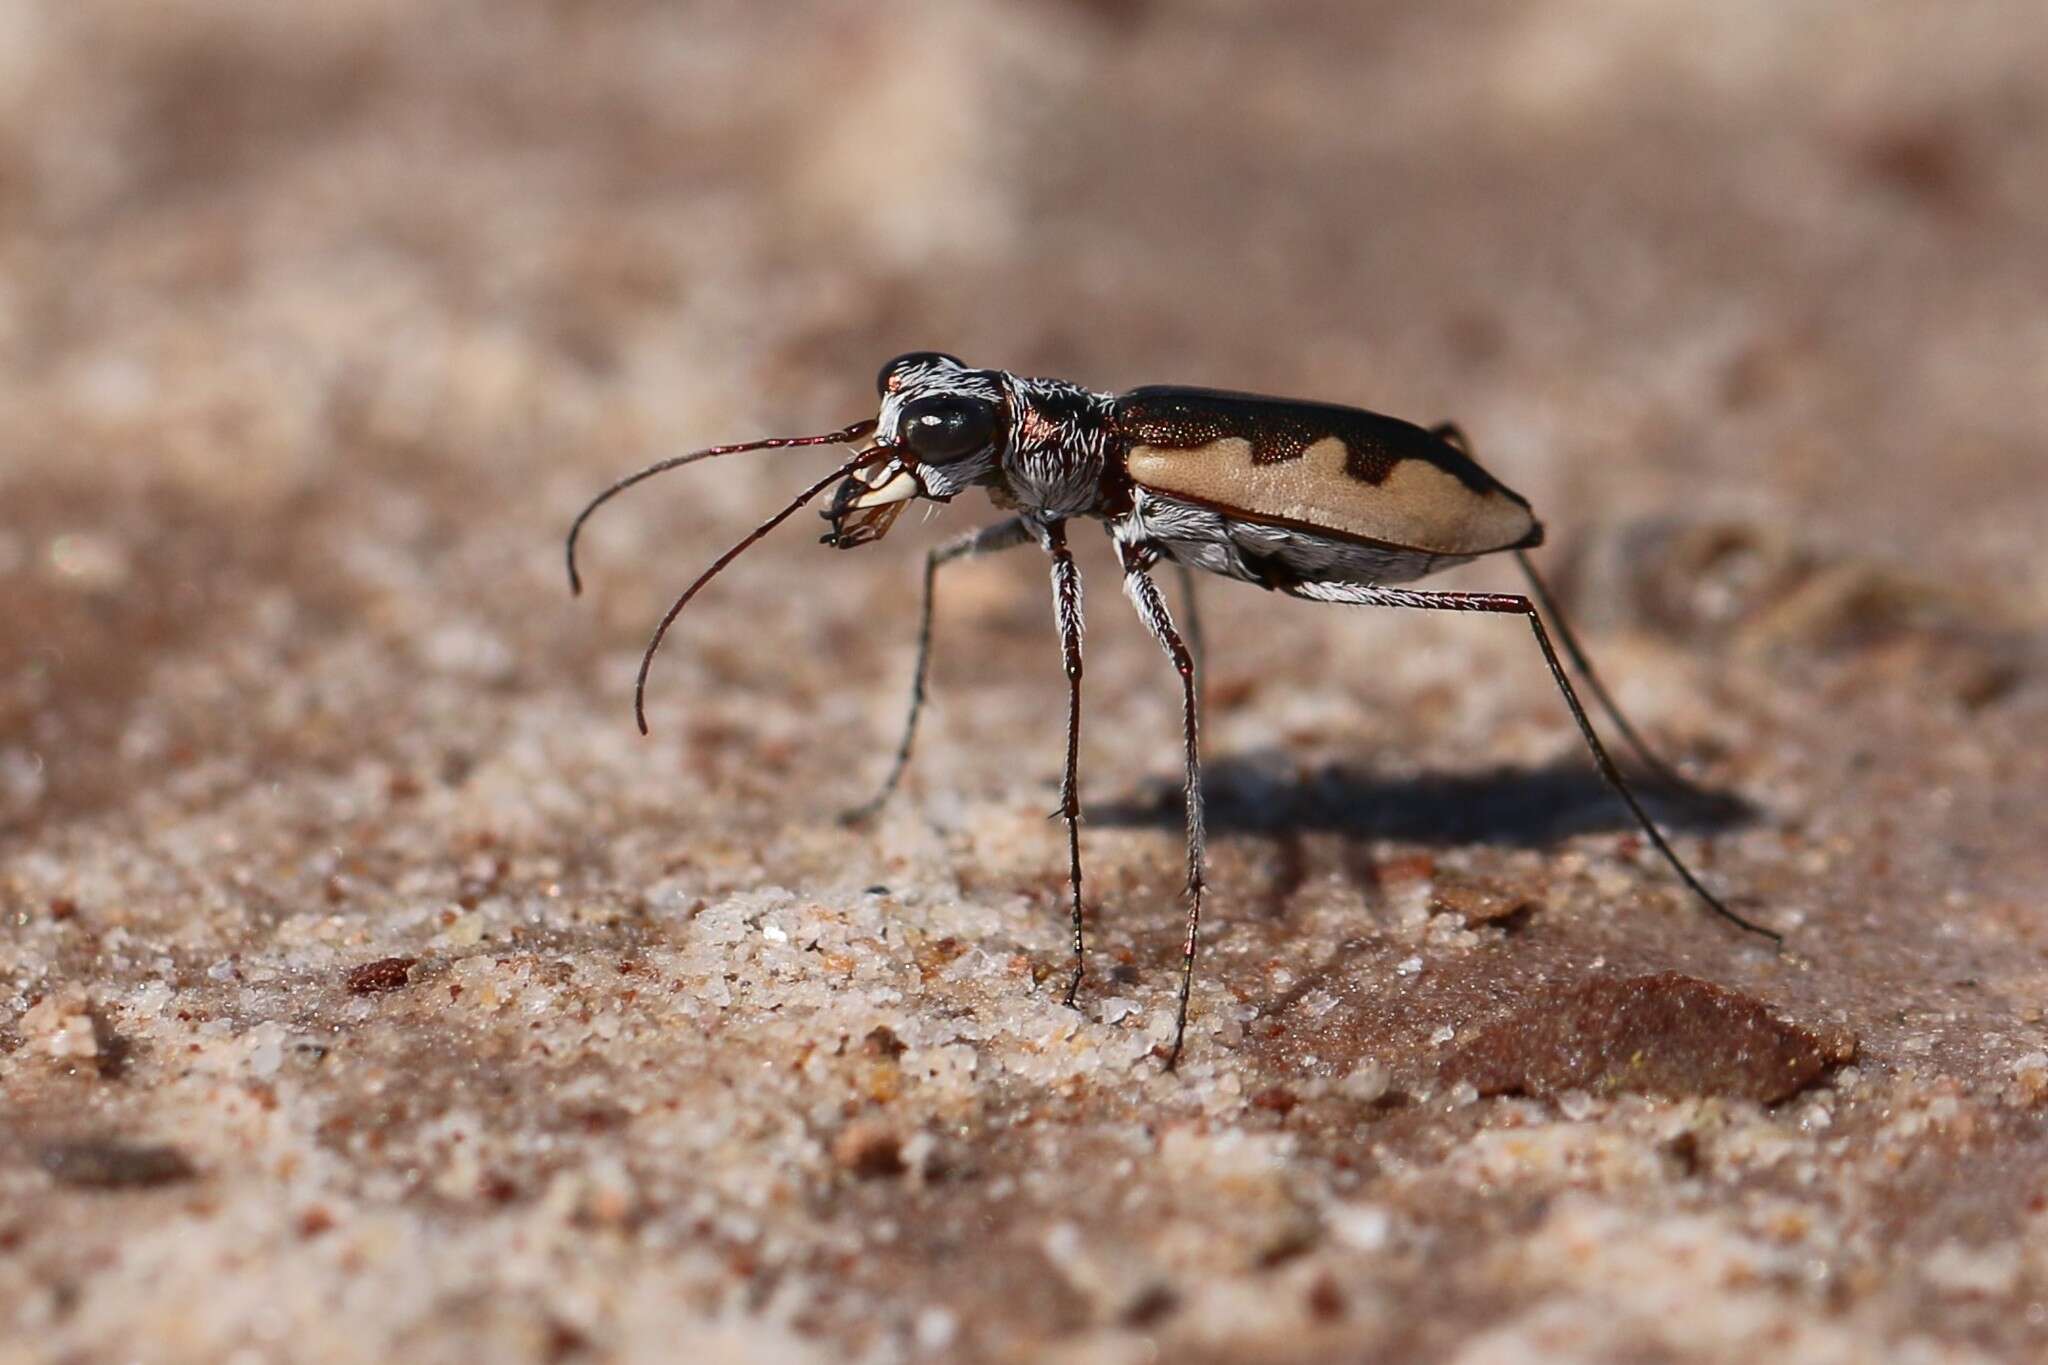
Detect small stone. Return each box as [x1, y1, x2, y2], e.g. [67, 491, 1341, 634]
[1429, 874, 1540, 928]
[861, 1025, 907, 1059]
[1922, 1240, 2021, 1298]
[1119, 1283, 1179, 1327]
[1305, 1272, 1347, 1322]
[1250, 1085, 1299, 1116]
[1441, 972, 1856, 1104]
[1098, 996, 1140, 1025]
[2006, 1052, 2048, 1107]
[1376, 853, 1437, 886]
[1340, 1061, 1391, 1103]
[1329, 1203, 1392, 1252]
[345, 957, 418, 995]
[246, 1024, 286, 1078]
[833, 1120, 906, 1178]
[913, 1306, 958, 1352]
[40, 1140, 196, 1189]
[22, 987, 96, 1059]
[1042, 1222, 1083, 1263]
[46, 530, 130, 590]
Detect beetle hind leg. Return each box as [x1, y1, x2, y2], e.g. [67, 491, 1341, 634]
[1289, 578, 1780, 944]
[1510, 548, 1712, 799]
[1426, 424, 1703, 796]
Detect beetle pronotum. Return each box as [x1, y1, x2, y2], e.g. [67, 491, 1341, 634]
[567, 352, 1781, 1067]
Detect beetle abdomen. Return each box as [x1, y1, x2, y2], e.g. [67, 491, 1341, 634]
[1116, 387, 1541, 557]
[1132, 488, 1467, 589]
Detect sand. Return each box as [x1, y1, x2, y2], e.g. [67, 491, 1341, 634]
[4, 3, 2047, 1360]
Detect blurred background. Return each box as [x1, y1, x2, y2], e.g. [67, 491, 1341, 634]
[5, 2, 2048, 1360]
[2, 0, 2044, 830]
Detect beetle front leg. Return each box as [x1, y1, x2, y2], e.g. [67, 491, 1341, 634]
[1045, 522, 1090, 1009]
[841, 517, 1031, 825]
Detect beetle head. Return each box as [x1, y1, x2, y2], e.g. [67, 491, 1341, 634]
[821, 352, 1008, 548]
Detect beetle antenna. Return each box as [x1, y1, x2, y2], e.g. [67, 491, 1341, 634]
[632, 448, 884, 735]
[566, 418, 878, 595]
[1513, 548, 1702, 796]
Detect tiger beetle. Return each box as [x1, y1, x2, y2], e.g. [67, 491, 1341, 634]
[566, 352, 1782, 1068]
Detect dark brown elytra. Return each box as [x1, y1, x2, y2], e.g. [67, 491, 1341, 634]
[567, 353, 1783, 1069]
[1117, 386, 1516, 493]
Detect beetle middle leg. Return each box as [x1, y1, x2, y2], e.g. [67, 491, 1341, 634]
[841, 516, 1031, 824]
[1289, 579, 1780, 943]
[1122, 542, 1207, 1068]
[1174, 559, 1206, 706]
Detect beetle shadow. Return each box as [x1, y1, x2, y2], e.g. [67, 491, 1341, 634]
[1090, 748, 1757, 847]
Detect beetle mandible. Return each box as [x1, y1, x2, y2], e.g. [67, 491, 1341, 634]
[567, 351, 1782, 1067]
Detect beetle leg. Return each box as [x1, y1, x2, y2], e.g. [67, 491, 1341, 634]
[1511, 548, 1708, 799]
[1426, 420, 1472, 454]
[1123, 543, 1207, 1068]
[1045, 522, 1090, 1009]
[1174, 558, 1207, 712]
[1429, 422, 1704, 798]
[1288, 580, 1781, 944]
[841, 517, 1031, 824]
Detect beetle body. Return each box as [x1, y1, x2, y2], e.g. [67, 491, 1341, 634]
[572, 351, 1780, 1069]
[826, 353, 1540, 589]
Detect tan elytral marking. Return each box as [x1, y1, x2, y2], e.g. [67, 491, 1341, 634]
[1128, 436, 1536, 555]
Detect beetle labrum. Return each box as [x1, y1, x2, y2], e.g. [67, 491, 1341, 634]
[567, 352, 1781, 1067]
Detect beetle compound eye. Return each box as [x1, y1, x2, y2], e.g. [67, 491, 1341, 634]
[899, 395, 996, 462]
[876, 350, 964, 397]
